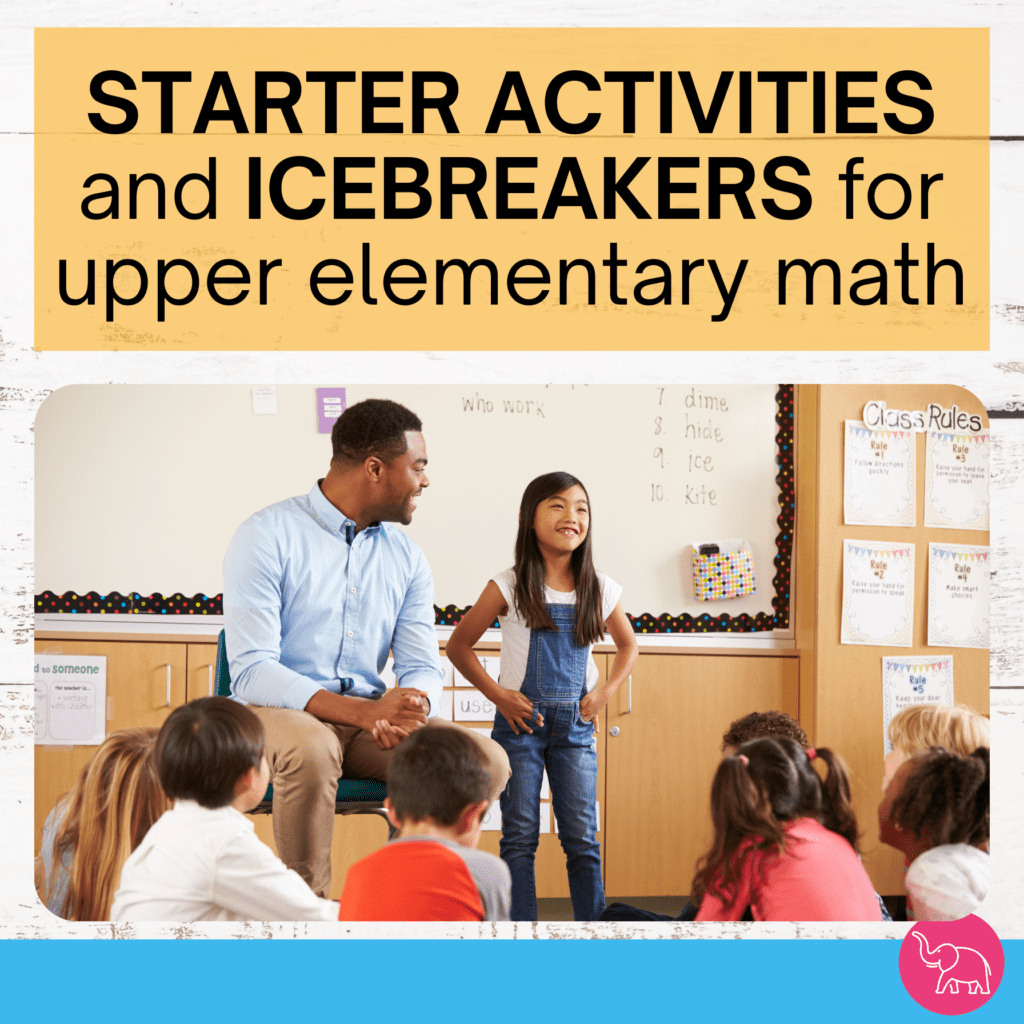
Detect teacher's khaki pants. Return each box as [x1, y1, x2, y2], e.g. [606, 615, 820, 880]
[248, 703, 511, 899]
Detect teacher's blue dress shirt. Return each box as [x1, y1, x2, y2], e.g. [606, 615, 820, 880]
[223, 480, 443, 716]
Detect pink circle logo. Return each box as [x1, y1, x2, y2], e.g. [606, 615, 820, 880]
[899, 915, 1004, 1015]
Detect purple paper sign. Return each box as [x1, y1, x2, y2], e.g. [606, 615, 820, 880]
[317, 388, 346, 434]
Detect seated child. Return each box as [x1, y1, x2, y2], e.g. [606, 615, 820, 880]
[338, 727, 511, 921]
[720, 709, 809, 755]
[603, 710, 871, 923]
[883, 703, 990, 794]
[882, 703, 989, 917]
[110, 697, 337, 922]
[693, 737, 882, 921]
[878, 746, 989, 921]
[36, 728, 169, 920]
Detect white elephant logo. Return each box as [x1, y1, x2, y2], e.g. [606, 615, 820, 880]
[912, 930, 992, 995]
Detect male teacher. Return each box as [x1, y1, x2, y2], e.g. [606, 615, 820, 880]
[223, 398, 510, 897]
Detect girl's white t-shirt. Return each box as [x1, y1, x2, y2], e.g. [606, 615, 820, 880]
[491, 567, 623, 693]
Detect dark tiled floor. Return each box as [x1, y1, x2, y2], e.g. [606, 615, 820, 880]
[537, 896, 687, 921]
[537, 895, 906, 922]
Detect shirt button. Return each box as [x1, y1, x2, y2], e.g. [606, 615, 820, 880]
[351, 587, 357, 592]
[348, 631, 354, 637]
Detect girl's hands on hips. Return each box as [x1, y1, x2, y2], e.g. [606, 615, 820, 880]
[497, 690, 543, 735]
[579, 690, 608, 734]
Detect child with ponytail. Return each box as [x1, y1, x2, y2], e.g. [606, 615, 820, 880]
[693, 737, 882, 921]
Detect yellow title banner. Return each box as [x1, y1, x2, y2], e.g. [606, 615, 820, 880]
[35, 28, 989, 351]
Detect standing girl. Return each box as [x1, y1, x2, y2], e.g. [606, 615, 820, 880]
[693, 737, 882, 921]
[447, 472, 638, 921]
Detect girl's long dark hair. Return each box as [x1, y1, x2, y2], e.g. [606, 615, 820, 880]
[512, 471, 604, 648]
[690, 737, 861, 911]
[691, 738, 792, 911]
[773, 737, 860, 852]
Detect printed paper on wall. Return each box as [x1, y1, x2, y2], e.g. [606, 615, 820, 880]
[841, 540, 915, 647]
[844, 420, 916, 526]
[881, 656, 954, 756]
[924, 430, 990, 530]
[33, 655, 107, 746]
[928, 543, 990, 649]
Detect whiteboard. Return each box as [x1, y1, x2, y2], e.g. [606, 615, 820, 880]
[346, 384, 785, 625]
[34, 383, 786, 629]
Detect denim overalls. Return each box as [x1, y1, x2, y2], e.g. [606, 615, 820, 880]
[492, 601, 603, 922]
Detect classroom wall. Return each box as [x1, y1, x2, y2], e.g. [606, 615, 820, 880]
[808, 384, 990, 896]
[35, 383, 784, 621]
[35, 385, 330, 595]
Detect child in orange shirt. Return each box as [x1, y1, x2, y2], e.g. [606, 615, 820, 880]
[338, 727, 511, 921]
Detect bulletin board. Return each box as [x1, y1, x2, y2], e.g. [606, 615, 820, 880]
[34, 383, 793, 634]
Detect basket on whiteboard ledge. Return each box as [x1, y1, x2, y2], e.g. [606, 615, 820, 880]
[692, 539, 756, 602]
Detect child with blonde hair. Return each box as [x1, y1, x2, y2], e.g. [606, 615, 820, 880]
[883, 703, 990, 793]
[36, 728, 169, 921]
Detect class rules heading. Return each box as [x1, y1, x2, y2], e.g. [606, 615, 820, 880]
[35, 28, 989, 351]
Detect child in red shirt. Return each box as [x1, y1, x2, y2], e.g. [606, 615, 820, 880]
[693, 737, 881, 921]
[338, 727, 510, 921]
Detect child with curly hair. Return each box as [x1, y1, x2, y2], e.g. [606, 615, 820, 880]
[879, 746, 989, 921]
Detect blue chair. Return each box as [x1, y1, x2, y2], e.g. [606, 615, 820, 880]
[214, 631, 390, 826]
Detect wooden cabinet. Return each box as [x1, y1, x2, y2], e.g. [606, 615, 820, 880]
[33, 638, 189, 851]
[186, 643, 219, 701]
[602, 653, 800, 898]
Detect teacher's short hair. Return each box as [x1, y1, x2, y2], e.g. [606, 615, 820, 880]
[156, 697, 265, 809]
[331, 398, 422, 466]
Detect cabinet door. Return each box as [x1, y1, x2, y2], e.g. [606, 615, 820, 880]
[33, 639, 187, 851]
[186, 643, 219, 701]
[603, 654, 799, 898]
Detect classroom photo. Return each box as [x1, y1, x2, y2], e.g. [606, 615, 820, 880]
[32, 383, 990, 926]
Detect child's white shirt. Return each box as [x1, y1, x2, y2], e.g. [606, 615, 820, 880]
[491, 568, 623, 693]
[110, 800, 338, 922]
[906, 843, 989, 922]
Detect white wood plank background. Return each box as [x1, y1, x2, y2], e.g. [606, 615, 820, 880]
[0, 0, 1021, 942]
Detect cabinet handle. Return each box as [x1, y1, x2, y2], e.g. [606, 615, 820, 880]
[621, 675, 632, 715]
[165, 663, 171, 707]
[208, 664, 214, 697]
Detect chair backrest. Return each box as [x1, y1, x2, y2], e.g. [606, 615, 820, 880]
[214, 629, 232, 697]
[214, 629, 388, 812]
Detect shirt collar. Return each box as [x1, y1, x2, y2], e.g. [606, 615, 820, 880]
[308, 480, 383, 540]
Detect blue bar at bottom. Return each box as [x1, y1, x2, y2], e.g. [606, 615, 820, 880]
[1, 938, 1019, 1022]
